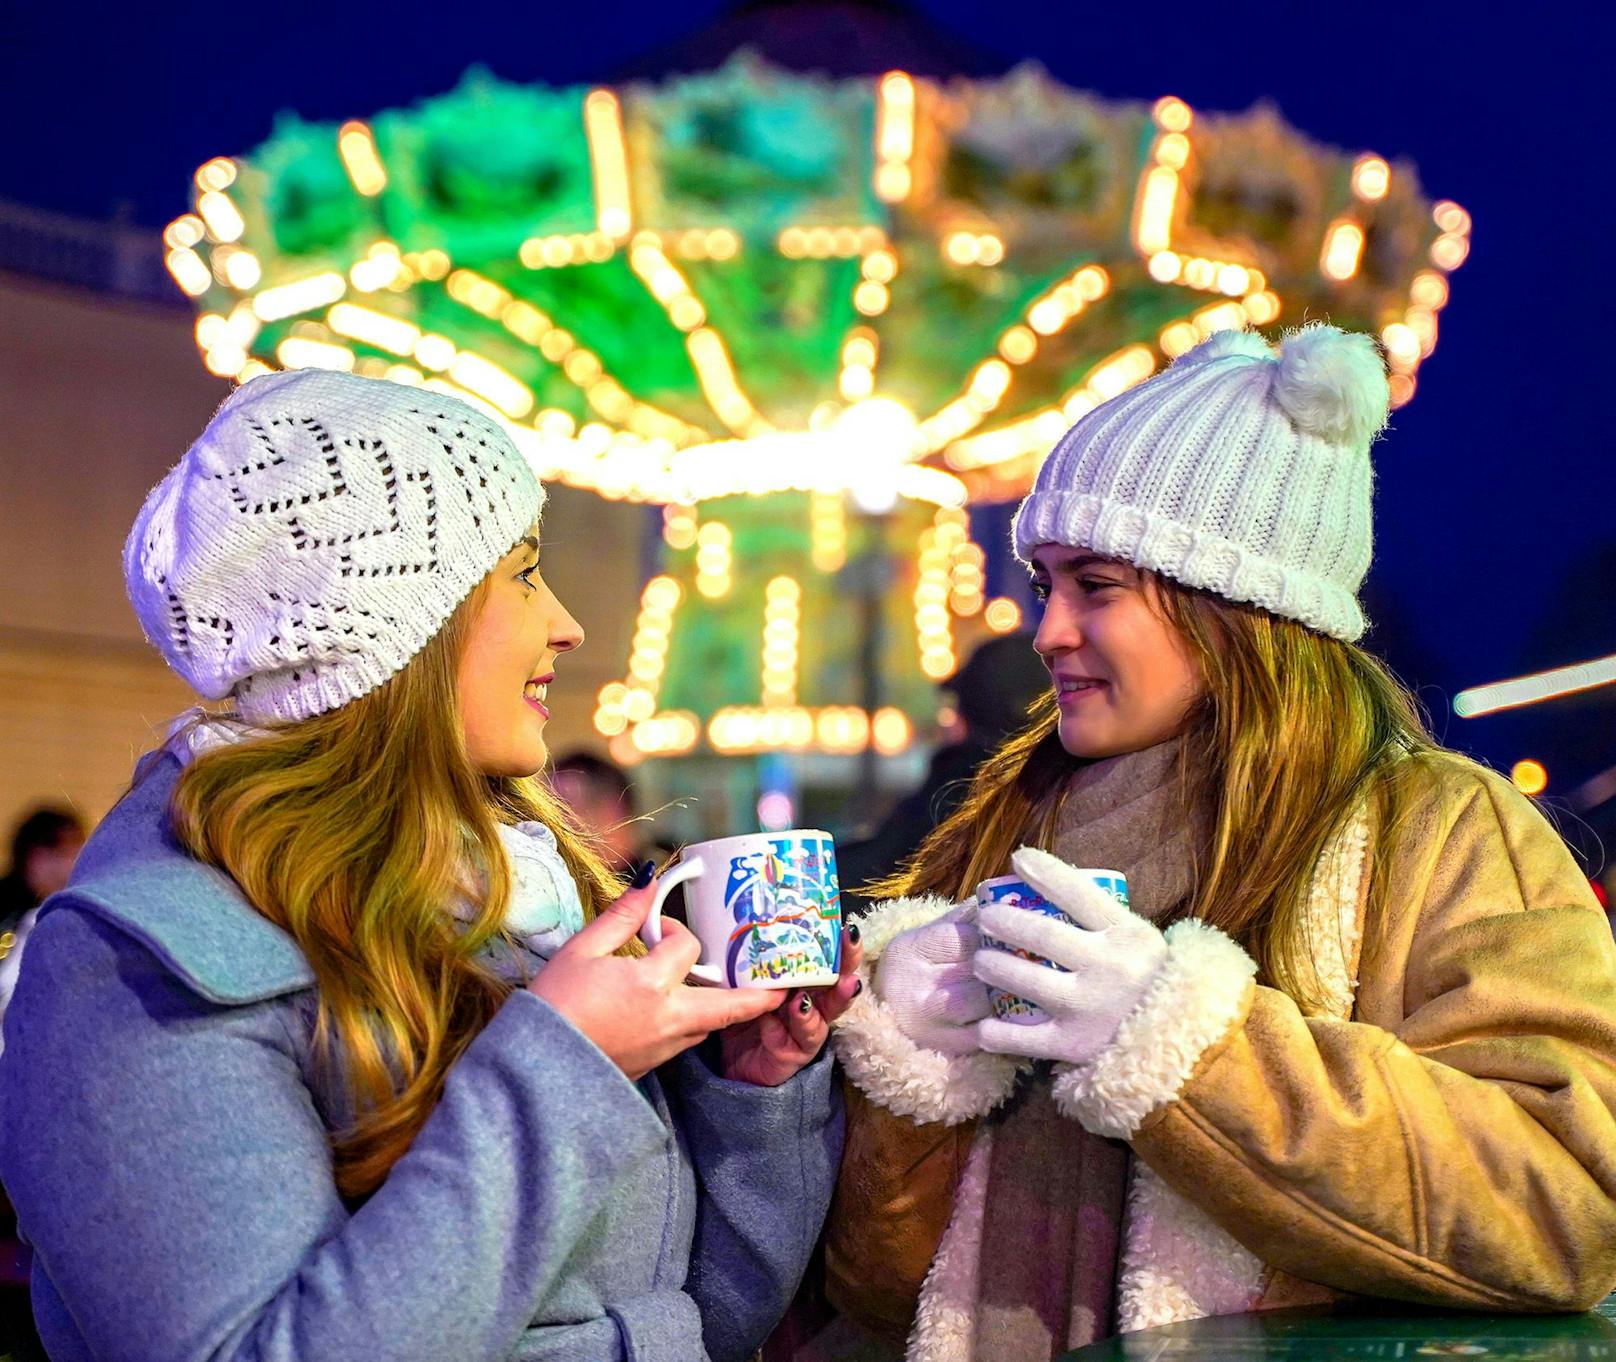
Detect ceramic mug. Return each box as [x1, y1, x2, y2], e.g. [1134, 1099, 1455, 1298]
[977, 869, 1130, 1023]
[640, 829, 842, 988]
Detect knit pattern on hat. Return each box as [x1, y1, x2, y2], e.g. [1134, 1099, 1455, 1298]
[125, 369, 543, 723]
[1012, 325, 1389, 641]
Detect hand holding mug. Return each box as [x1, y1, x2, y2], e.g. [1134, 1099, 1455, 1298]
[873, 900, 991, 1057]
[529, 875, 784, 1080]
[719, 924, 864, 1087]
[973, 847, 1163, 1066]
[639, 829, 853, 1085]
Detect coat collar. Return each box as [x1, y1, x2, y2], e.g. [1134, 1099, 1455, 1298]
[52, 750, 315, 1006]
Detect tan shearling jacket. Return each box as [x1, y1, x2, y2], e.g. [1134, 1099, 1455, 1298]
[828, 754, 1616, 1356]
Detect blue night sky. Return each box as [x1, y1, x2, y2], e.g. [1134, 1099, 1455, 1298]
[4, 3, 1613, 800]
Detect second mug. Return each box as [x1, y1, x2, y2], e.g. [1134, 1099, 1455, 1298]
[977, 869, 1130, 1023]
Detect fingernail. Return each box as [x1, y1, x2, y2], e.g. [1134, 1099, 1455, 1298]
[853, 979, 864, 998]
[797, 992, 813, 1015]
[630, 860, 655, 890]
[847, 922, 861, 945]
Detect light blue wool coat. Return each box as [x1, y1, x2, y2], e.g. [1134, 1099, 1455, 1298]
[0, 753, 842, 1361]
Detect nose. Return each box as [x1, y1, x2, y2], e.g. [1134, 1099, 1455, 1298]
[549, 600, 585, 654]
[1033, 591, 1080, 663]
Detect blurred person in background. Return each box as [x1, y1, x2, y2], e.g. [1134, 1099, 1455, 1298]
[0, 807, 86, 1038]
[550, 750, 671, 873]
[0, 805, 85, 1334]
[839, 634, 1048, 913]
[0, 807, 85, 930]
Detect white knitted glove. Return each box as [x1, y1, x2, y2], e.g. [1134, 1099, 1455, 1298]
[873, 901, 991, 1057]
[973, 847, 1168, 1065]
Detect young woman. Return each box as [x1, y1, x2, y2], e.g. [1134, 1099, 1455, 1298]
[0, 369, 859, 1362]
[826, 325, 1616, 1360]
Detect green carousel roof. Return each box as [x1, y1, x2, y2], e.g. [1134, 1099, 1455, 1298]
[166, 57, 1466, 760]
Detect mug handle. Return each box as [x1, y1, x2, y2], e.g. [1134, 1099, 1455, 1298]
[637, 856, 726, 987]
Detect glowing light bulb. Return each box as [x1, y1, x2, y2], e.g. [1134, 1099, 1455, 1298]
[984, 598, 1022, 633]
[1351, 155, 1390, 201]
[1154, 96, 1192, 132]
[1148, 251, 1182, 283]
[834, 398, 919, 513]
[1380, 323, 1421, 368]
[1321, 220, 1366, 281]
[1511, 760, 1548, 796]
[338, 122, 387, 196]
[197, 191, 245, 243]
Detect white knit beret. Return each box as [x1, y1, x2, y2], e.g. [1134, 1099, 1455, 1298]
[125, 369, 544, 723]
[1012, 324, 1390, 640]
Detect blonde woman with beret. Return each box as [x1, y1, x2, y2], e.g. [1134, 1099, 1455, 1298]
[0, 371, 860, 1362]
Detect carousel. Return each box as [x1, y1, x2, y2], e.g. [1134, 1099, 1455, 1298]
[162, 54, 1467, 829]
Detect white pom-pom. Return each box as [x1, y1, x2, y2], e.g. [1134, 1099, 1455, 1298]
[1175, 329, 1273, 367]
[1274, 324, 1390, 447]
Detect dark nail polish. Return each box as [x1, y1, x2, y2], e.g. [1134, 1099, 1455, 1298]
[847, 922, 861, 945]
[853, 979, 864, 998]
[630, 860, 655, 890]
[797, 992, 814, 1015]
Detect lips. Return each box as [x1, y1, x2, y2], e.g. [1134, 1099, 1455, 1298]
[523, 672, 553, 717]
[1054, 674, 1106, 705]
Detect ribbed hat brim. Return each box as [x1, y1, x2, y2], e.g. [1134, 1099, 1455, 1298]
[1013, 489, 1367, 641]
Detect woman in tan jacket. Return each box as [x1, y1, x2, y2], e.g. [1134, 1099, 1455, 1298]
[827, 324, 1616, 1361]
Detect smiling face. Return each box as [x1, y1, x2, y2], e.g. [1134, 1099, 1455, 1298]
[456, 532, 584, 777]
[1029, 544, 1205, 759]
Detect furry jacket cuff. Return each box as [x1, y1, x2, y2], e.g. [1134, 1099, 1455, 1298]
[1051, 918, 1257, 1138]
[832, 895, 1026, 1126]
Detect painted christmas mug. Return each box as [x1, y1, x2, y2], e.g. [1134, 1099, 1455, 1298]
[640, 830, 842, 988]
[977, 869, 1130, 1023]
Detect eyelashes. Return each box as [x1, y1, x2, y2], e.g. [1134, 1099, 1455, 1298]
[1027, 577, 1122, 602]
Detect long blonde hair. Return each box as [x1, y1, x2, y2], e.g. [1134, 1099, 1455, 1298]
[871, 578, 1438, 1012]
[169, 589, 627, 1197]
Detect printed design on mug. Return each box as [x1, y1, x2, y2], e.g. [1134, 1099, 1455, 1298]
[720, 835, 842, 986]
[980, 874, 1129, 1021]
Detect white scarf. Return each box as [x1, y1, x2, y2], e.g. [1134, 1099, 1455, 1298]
[166, 710, 585, 962]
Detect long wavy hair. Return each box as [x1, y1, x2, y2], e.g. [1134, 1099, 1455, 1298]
[869, 578, 1439, 1013]
[169, 587, 628, 1198]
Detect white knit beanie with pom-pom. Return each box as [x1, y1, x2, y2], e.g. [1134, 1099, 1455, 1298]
[1012, 324, 1390, 640]
[124, 368, 543, 724]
